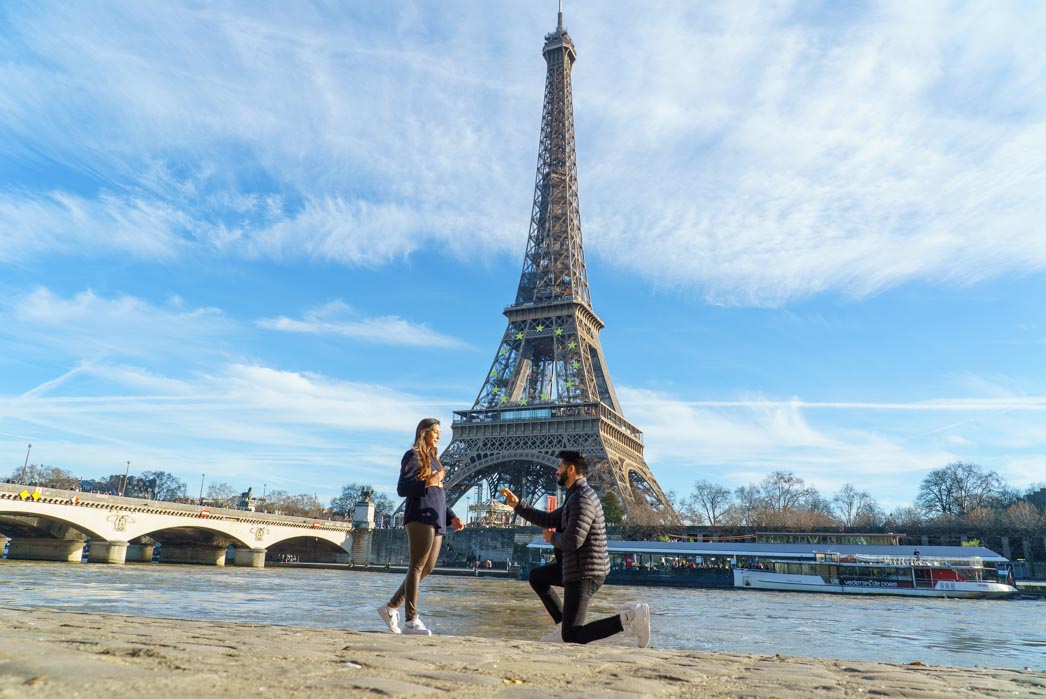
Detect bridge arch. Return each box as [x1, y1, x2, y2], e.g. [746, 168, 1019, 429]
[130, 524, 252, 550]
[0, 510, 106, 541]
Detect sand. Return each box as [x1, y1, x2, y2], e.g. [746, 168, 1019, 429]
[0, 607, 1042, 698]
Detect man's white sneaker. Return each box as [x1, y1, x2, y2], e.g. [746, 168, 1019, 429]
[620, 602, 650, 648]
[403, 617, 432, 635]
[540, 624, 563, 643]
[377, 605, 401, 634]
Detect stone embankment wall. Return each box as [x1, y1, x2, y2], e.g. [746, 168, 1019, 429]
[368, 527, 539, 566]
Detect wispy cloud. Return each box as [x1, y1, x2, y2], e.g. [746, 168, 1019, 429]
[618, 386, 1045, 509]
[1, 361, 456, 496]
[579, 3, 1046, 305]
[624, 397, 1046, 411]
[257, 300, 469, 348]
[2, 3, 1044, 304]
[4, 288, 230, 364]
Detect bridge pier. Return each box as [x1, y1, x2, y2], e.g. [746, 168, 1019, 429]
[159, 544, 228, 566]
[87, 540, 129, 564]
[351, 497, 376, 565]
[126, 543, 156, 563]
[233, 547, 267, 568]
[350, 530, 373, 565]
[6, 538, 85, 563]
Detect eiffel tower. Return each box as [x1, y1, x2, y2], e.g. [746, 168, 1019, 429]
[440, 8, 674, 519]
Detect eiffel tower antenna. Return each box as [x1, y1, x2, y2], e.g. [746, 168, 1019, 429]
[439, 6, 675, 522]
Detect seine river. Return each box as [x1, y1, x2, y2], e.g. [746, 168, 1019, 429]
[2, 561, 1042, 670]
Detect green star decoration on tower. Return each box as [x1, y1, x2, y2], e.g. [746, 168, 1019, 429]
[519, 397, 528, 406]
[554, 327, 563, 336]
[536, 324, 544, 332]
[540, 392, 549, 400]
[492, 386, 501, 394]
[499, 348, 508, 356]
[515, 332, 525, 340]
[567, 340, 577, 349]
[571, 360, 580, 369]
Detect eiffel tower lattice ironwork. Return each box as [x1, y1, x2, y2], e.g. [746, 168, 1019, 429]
[440, 8, 674, 519]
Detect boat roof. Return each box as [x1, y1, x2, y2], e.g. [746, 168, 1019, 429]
[525, 538, 1008, 563]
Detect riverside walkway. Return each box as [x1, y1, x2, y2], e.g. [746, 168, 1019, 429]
[1, 607, 1041, 698]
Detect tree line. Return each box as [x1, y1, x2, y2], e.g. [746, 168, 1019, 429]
[613, 461, 1044, 535]
[11, 459, 1042, 534]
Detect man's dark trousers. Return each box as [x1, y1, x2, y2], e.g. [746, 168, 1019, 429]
[529, 563, 623, 644]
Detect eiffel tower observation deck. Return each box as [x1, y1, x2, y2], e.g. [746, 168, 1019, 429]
[440, 6, 675, 520]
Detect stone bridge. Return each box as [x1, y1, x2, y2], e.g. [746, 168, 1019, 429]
[0, 482, 372, 567]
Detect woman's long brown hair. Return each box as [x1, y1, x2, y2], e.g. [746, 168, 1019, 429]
[413, 417, 441, 482]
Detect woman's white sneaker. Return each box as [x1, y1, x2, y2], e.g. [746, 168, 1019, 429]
[377, 605, 401, 634]
[539, 624, 563, 643]
[403, 617, 432, 635]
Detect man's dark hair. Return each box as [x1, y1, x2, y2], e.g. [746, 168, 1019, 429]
[557, 450, 587, 474]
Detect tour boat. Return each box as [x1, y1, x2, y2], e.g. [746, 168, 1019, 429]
[733, 553, 1019, 599]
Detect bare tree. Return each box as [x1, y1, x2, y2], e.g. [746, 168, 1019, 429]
[885, 506, 924, 529]
[139, 470, 187, 501]
[688, 480, 732, 526]
[915, 461, 1006, 517]
[268, 492, 327, 518]
[624, 496, 675, 527]
[8, 464, 79, 489]
[761, 471, 818, 514]
[961, 506, 997, 528]
[330, 483, 395, 521]
[206, 482, 238, 506]
[1003, 501, 1043, 532]
[833, 483, 880, 527]
[732, 485, 764, 527]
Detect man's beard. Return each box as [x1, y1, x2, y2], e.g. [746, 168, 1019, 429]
[557, 472, 569, 487]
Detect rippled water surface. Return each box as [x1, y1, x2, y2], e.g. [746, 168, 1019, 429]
[1, 561, 1042, 670]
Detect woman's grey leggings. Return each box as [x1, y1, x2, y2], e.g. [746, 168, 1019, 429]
[388, 521, 442, 621]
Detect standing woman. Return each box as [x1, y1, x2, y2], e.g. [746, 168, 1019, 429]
[378, 417, 463, 635]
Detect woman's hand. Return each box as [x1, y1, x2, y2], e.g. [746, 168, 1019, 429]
[500, 487, 519, 508]
[450, 516, 464, 532]
[425, 470, 445, 488]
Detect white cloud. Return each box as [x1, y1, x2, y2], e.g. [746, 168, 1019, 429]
[4, 288, 230, 365]
[579, 3, 1046, 306]
[2, 3, 1044, 304]
[256, 300, 469, 348]
[0, 191, 188, 263]
[0, 360, 454, 498]
[618, 386, 1046, 509]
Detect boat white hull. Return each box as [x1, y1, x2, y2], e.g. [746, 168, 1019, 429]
[733, 570, 1017, 599]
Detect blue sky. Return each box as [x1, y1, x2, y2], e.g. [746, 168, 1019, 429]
[1, 1, 1044, 513]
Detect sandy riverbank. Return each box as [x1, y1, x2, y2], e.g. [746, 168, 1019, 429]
[0, 607, 1042, 698]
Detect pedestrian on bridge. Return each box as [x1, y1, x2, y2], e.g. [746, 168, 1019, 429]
[378, 417, 463, 636]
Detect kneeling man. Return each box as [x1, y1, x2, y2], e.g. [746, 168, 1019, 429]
[501, 451, 650, 647]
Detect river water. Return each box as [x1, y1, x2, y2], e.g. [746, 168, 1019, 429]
[1, 561, 1042, 670]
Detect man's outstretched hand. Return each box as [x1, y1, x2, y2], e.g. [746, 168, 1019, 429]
[500, 487, 519, 508]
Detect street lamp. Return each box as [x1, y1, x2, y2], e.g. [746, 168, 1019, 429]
[465, 497, 470, 526]
[20, 443, 32, 484]
[120, 460, 130, 496]
[199, 473, 206, 505]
